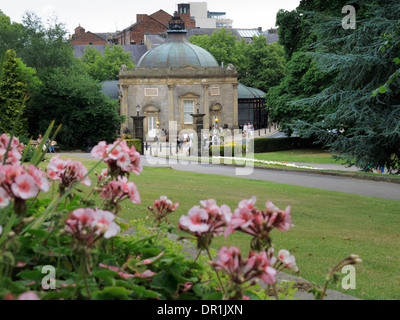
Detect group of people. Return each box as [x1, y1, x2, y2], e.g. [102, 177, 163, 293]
[177, 132, 194, 153]
[37, 134, 56, 153]
[243, 123, 254, 138]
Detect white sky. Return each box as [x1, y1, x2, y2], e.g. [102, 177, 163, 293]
[1, 0, 301, 35]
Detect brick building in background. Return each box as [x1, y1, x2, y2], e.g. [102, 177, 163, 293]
[71, 26, 109, 45]
[114, 10, 195, 45]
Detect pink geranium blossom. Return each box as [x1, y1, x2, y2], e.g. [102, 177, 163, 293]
[0, 163, 50, 215]
[148, 196, 179, 225]
[0, 187, 10, 208]
[100, 176, 141, 213]
[277, 249, 299, 272]
[65, 208, 120, 247]
[209, 246, 278, 290]
[47, 157, 91, 192]
[0, 134, 22, 165]
[17, 291, 40, 300]
[91, 139, 142, 178]
[224, 196, 293, 251]
[179, 199, 232, 249]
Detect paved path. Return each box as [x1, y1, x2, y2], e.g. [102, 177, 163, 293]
[141, 156, 400, 201]
[60, 153, 400, 201]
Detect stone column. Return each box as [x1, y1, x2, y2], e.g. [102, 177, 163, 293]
[190, 113, 205, 157]
[202, 84, 210, 130]
[168, 84, 175, 123]
[120, 85, 129, 131]
[233, 83, 239, 129]
[131, 115, 146, 155]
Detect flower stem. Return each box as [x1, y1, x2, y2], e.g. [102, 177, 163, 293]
[206, 247, 225, 294]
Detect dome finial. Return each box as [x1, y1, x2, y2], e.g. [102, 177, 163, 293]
[168, 12, 185, 31]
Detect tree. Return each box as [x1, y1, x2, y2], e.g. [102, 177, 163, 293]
[240, 36, 285, 93]
[290, 0, 400, 171]
[28, 62, 124, 149]
[18, 12, 75, 76]
[81, 44, 135, 81]
[267, 0, 351, 135]
[189, 29, 285, 91]
[189, 28, 241, 68]
[0, 49, 35, 136]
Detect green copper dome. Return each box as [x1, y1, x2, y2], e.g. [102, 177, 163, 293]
[136, 30, 219, 68]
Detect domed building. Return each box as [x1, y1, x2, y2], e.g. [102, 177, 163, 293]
[118, 15, 239, 139]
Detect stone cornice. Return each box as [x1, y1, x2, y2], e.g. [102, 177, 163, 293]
[119, 66, 238, 80]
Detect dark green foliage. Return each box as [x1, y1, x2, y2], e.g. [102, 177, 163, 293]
[125, 139, 142, 153]
[253, 137, 317, 153]
[240, 37, 285, 93]
[81, 44, 135, 81]
[18, 12, 75, 76]
[267, 52, 334, 135]
[0, 49, 28, 136]
[28, 62, 124, 150]
[189, 29, 285, 92]
[209, 144, 247, 157]
[291, 0, 400, 171]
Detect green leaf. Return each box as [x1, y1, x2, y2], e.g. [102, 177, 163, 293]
[150, 271, 178, 294]
[26, 229, 48, 241]
[92, 286, 132, 300]
[379, 86, 387, 94]
[203, 292, 223, 300]
[17, 269, 43, 281]
[93, 269, 118, 281]
[394, 57, 400, 65]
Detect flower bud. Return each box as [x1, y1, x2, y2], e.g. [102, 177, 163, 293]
[8, 231, 16, 238]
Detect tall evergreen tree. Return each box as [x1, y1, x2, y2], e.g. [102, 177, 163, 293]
[0, 49, 28, 136]
[291, 0, 400, 171]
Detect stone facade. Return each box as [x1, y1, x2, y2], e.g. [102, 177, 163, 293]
[118, 66, 238, 139]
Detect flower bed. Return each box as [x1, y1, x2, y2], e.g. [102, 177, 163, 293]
[0, 133, 361, 300]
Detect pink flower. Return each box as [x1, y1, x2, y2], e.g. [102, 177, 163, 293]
[0, 134, 22, 165]
[278, 249, 298, 272]
[17, 291, 40, 300]
[92, 209, 121, 239]
[91, 139, 142, 177]
[0, 187, 10, 208]
[179, 206, 210, 234]
[47, 157, 91, 190]
[266, 202, 293, 231]
[11, 174, 39, 200]
[100, 176, 141, 206]
[65, 208, 120, 246]
[118, 271, 134, 279]
[27, 165, 50, 193]
[134, 270, 156, 278]
[91, 141, 108, 158]
[16, 261, 27, 268]
[209, 246, 277, 286]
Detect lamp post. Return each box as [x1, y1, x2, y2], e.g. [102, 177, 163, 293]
[191, 109, 205, 157]
[131, 105, 146, 155]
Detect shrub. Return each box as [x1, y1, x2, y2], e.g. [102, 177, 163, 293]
[209, 142, 247, 157]
[125, 139, 141, 154]
[254, 137, 317, 153]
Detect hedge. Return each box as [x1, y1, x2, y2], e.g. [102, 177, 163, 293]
[125, 139, 142, 153]
[209, 143, 247, 157]
[254, 137, 318, 153]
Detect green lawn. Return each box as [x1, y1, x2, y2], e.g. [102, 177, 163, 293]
[43, 155, 400, 300]
[251, 148, 347, 164]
